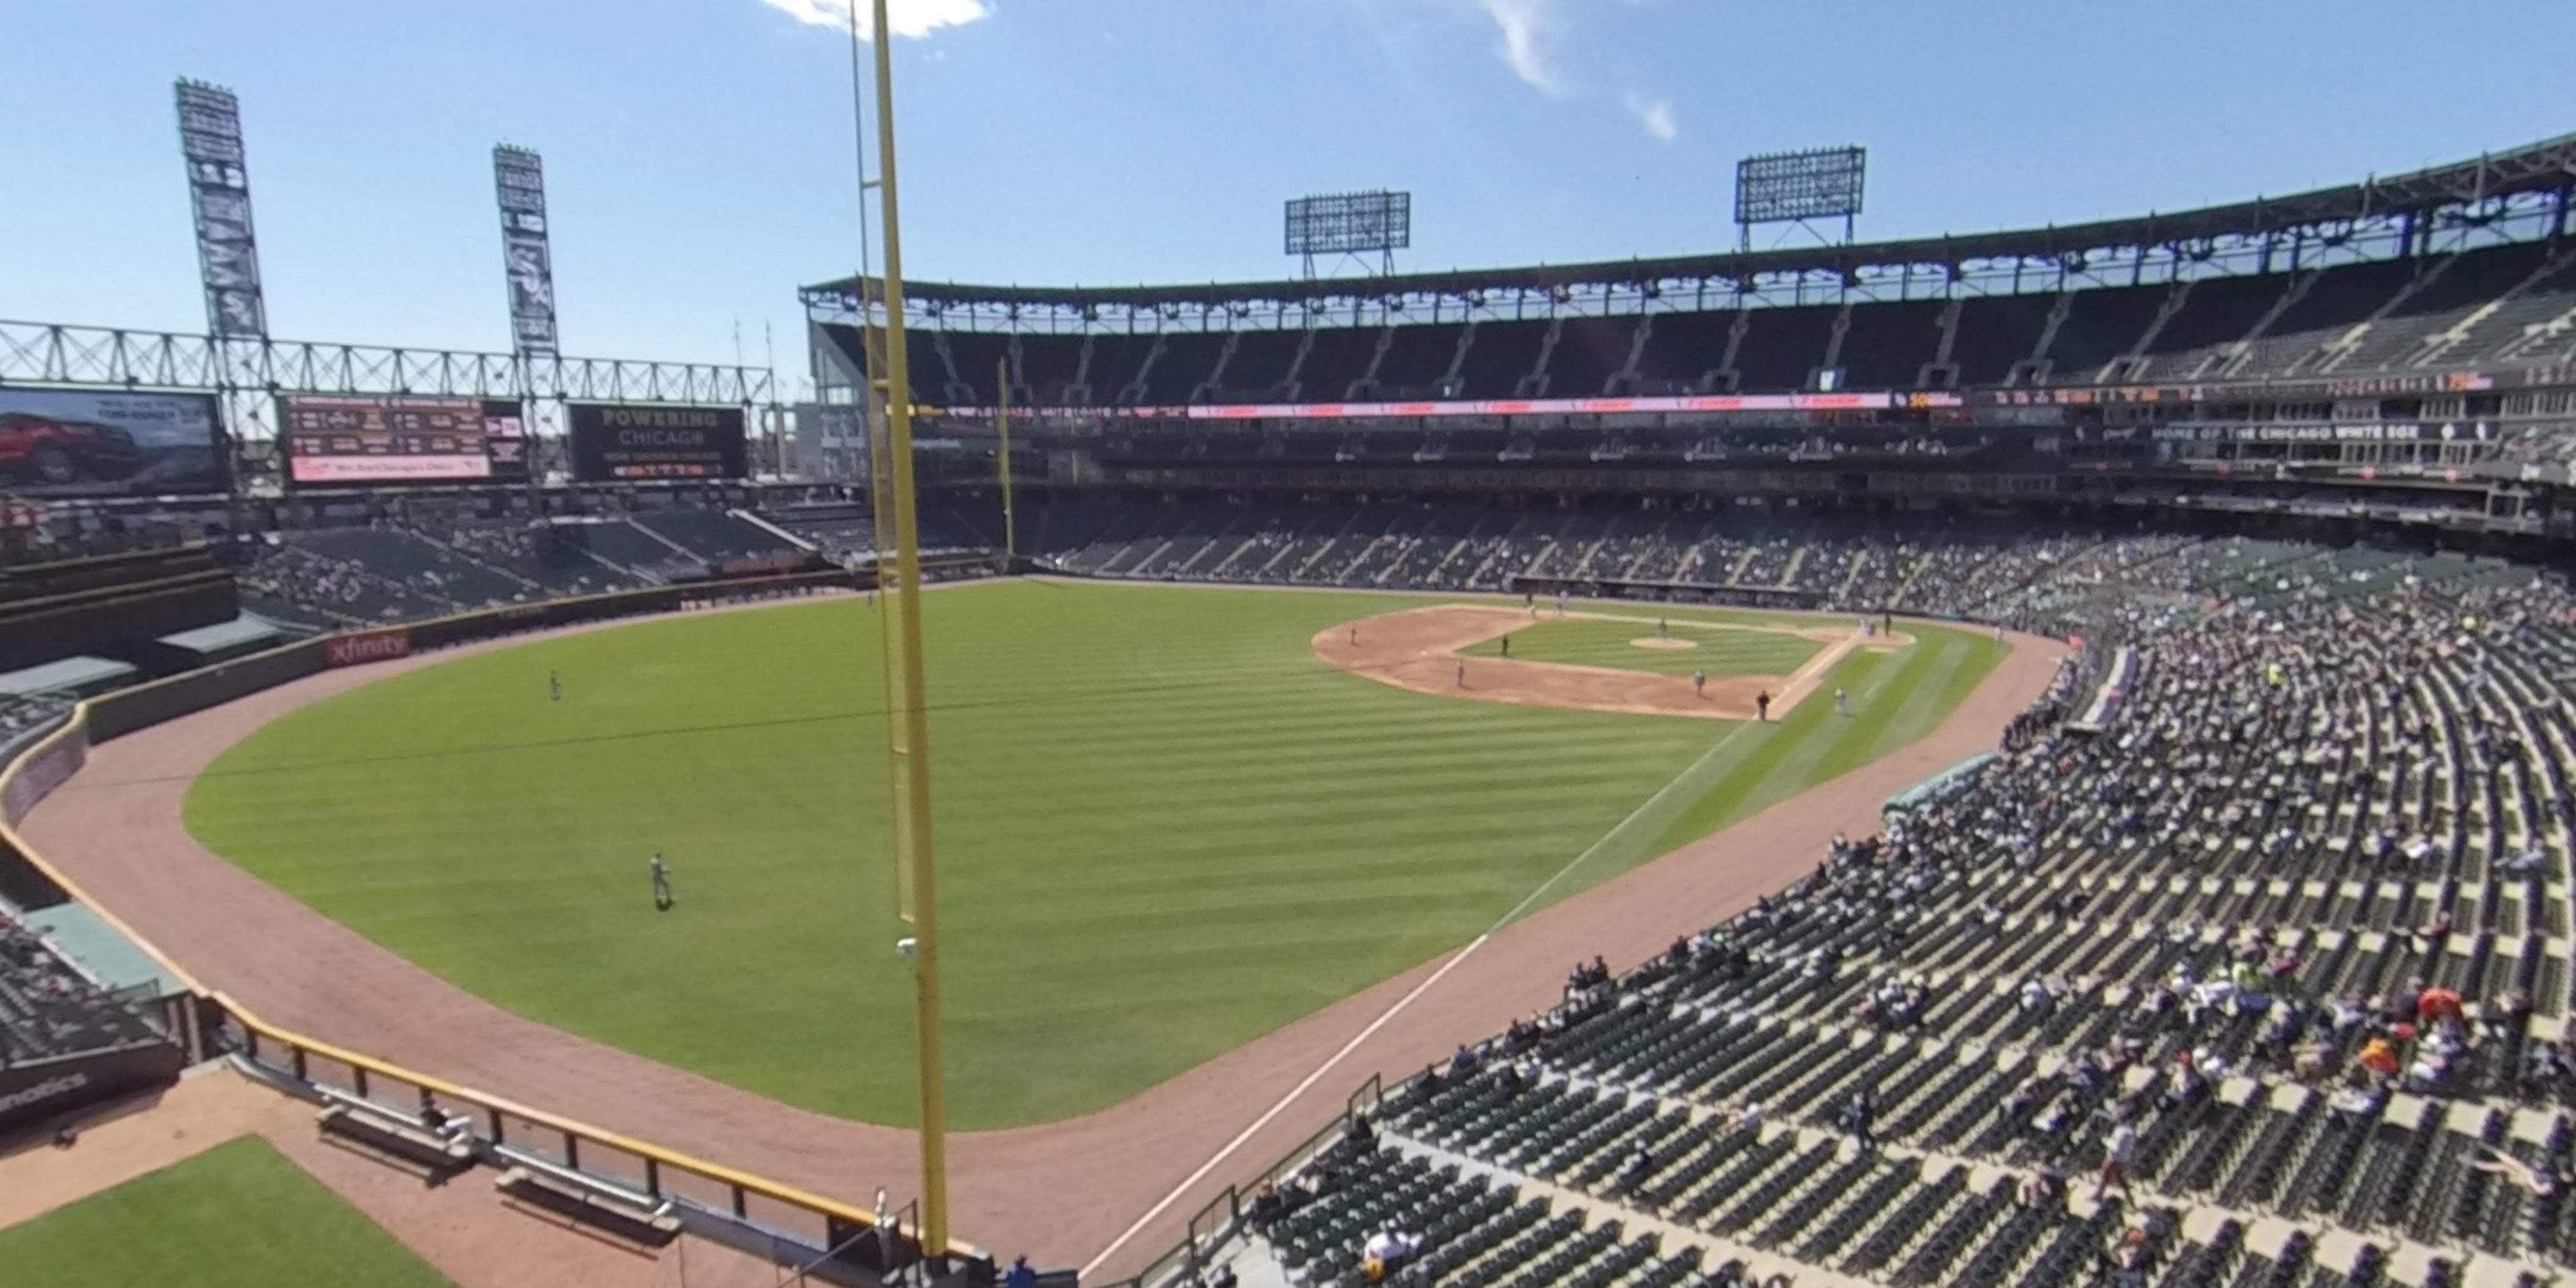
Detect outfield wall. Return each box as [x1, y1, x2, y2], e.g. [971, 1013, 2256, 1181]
[0, 564, 1008, 1283]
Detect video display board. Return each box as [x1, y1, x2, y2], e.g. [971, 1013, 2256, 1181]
[0, 387, 229, 497]
[565, 402, 747, 480]
[280, 395, 527, 486]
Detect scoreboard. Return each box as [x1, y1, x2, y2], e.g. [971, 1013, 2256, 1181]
[280, 395, 529, 486]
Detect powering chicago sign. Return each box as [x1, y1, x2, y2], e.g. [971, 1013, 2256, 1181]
[565, 403, 749, 481]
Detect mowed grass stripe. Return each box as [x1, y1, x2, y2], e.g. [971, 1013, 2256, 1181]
[182, 581, 1996, 1129]
[1642, 627, 2000, 856]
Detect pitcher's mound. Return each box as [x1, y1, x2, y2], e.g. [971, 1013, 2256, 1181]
[1631, 637, 1697, 651]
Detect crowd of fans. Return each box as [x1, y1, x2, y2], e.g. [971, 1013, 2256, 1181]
[0, 912, 153, 1067]
[225, 508, 824, 627]
[1216, 544, 2576, 1288]
[0, 693, 69, 746]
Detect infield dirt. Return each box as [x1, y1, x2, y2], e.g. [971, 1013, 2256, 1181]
[1317, 603, 1900, 720]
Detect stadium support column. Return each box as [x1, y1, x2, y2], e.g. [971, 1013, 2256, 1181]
[996, 359, 1016, 564]
[868, 0, 953, 1265]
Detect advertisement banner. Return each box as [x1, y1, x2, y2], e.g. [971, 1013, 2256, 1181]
[280, 395, 528, 487]
[934, 391, 1898, 422]
[2146, 422, 2488, 445]
[566, 403, 748, 480]
[0, 388, 229, 497]
[323, 627, 414, 669]
[0, 1042, 186, 1135]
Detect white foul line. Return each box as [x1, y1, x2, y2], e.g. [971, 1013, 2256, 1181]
[1075, 930, 1491, 1278]
[1080, 708, 1772, 1278]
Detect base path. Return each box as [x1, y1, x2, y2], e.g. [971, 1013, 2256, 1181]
[19, 586, 2068, 1277]
[1317, 603, 1889, 720]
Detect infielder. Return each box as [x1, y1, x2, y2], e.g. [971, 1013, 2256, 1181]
[650, 852, 674, 911]
[1556, 591, 1568, 616]
[1836, 687, 1849, 717]
[1501, 634, 1512, 658]
[1455, 658, 1467, 688]
[1657, 617, 1669, 640]
[1693, 669, 1707, 697]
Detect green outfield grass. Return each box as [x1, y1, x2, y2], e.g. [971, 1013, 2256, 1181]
[0, 1137, 452, 1287]
[184, 581, 1999, 1129]
[1460, 615, 1823, 678]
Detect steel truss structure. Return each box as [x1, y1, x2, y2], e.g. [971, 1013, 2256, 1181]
[0, 320, 775, 490]
[803, 133, 2576, 337]
[0, 321, 772, 408]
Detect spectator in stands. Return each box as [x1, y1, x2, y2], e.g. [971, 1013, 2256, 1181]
[2099, 1221, 2157, 1288]
[2093, 1112, 2139, 1204]
[1836, 1088, 1875, 1153]
[2015, 1163, 2067, 1211]
[2482, 991, 2534, 1045]
[2357, 1034, 2403, 1081]
[2018, 975, 2054, 1020]
[2473, 1145, 2568, 1199]
[1246, 1181, 1285, 1227]
[2329, 1078, 2384, 1129]
[2161, 1053, 2212, 1113]
[1360, 1229, 1420, 1282]
[1344, 1110, 1376, 1149]
[2525, 1041, 2575, 1102]
[1449, 1042, 1481, 1077]
[1616, 1143, 1655, 1192]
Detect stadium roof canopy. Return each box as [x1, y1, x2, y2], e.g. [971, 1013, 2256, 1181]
[805, 133, 2576, 311]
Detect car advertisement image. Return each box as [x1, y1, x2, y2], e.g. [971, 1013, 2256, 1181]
[0, 387, 228, 496]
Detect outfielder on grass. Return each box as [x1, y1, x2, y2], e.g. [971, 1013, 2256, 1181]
[651, 852, 675, 911]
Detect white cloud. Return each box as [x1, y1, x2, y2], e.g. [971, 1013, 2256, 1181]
[1472, 0, 1571, 97]
[757, 0, 991, 40]
[1624, 91, 1676, 142]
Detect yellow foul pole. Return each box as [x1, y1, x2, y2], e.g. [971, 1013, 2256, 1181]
[995, 358, 1015, 560]
[866, 0, 951, 1259]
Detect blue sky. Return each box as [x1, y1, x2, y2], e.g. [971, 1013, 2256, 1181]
[5, 0, 2571, 393]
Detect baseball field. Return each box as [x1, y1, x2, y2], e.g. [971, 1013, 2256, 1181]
[180, 580, 1999, 1130]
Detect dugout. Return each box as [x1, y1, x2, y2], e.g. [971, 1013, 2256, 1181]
[143, 613, 291, 671]
[0, 656, 136, 702]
